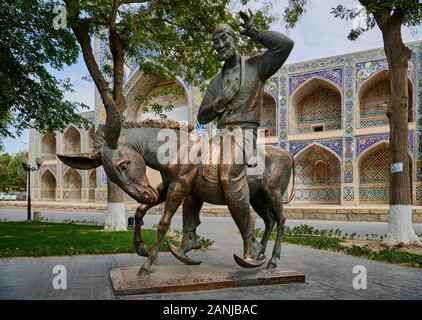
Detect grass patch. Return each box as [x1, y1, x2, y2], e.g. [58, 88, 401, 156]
[254, 225, 422, 269]
[0, 221, 177, 258]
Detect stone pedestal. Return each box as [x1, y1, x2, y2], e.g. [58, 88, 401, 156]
[110, 264, 305, 296]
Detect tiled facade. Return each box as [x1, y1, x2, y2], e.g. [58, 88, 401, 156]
[28, 40, 422, 206]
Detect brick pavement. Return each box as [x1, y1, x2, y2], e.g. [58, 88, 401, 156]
[0, 213, 421, 300]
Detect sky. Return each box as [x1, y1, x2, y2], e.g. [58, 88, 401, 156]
[3, 0, 422, 154]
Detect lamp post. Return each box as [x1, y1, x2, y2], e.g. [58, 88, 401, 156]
[20, 157, 42, 221]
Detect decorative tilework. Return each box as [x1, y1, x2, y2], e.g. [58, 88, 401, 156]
[360, 147, 390, 184]
[96, 190, 107, 202]
[63, 168, 82, 189]
[356, 134, 388, 156]
[285, 58, 348, 74]
[261, 92, 277, 136]
[356, 59, 389, 88]
[195, 117, 207, 137]
[359, 186, 389, 203]
[293, 188, 340, 203]
[298, 88, 341, 124]
[294, 145, 341, 185]
[417, 47, 422, 181]
[356, 57, 417, 90]
[63, 126, 81, 153]
[356, 132, 414, 157]
[360, 119, 389, 128]
[344, 136, 354, 183]
[40, 169, 56, 189]
[266, 77, 279, 100]
[359, 144, 391, 204]
[343, 62, 355, 187]
[343, 187, 354, 202]
[409, 130, 415, 156]
[101, 167, 108, 185]
[289, 141, 311, 156]
[417, 161, 422, 182]
[41, 165, 57, 177]
[278, 77, 288, 150]
[289, 68, 343, 95]
[33, 172, 39, 188]
[290, 138, 343, 159]
[417, 184, 422, 201]
[361, 102, 388, 118]
[40, 133, 56, 155]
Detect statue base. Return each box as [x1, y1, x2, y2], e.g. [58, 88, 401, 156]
[110, 264, 305, 296]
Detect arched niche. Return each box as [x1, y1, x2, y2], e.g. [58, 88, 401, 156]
[87, 126, 95, 151]
[41, 132, 56, 158]
[135, 78, 189, 123]
[293, 144, 341, 204]
[62, 126, 81, 154]
[260, 92, 277, 137]
[290, 78, 342, 134]
[358, 142, 413, 204]
[358, 70, 414, 128]
[88, 169, 96, 202]
[40, 169, 56, 200]
[122, 70, 190, 124]
[62, 168, 82, 200]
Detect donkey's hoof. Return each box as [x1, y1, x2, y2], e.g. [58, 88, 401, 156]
[168, 241, 202, 265]
[134, 244, 150, 257]
[266, 261, 277, 269]
[233, 254, 266, 268]
[137, 267, 151, 277]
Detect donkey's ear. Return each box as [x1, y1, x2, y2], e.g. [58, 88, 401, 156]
[57, 151, 102, 169]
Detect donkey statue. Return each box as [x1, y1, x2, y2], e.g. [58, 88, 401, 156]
[58, 118, 294, 275]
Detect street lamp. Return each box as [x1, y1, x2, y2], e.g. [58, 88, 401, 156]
[20, 156, 43, 221]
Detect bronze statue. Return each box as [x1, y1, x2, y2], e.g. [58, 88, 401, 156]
[197, 10, 294, 269]
[58, 10, 295, 275]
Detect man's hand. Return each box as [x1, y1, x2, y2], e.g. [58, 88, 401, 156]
[239, 9, 259, 40]
[213, 85, 238, 113]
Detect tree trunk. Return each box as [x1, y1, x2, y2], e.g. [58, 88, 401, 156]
[381, 22, 421, 245]
[104, 181, 127, 231]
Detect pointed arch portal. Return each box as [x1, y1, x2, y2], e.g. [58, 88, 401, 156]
[293, 144, 341, 204]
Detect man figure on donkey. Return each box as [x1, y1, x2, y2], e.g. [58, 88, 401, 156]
[197, 10, 294, 266]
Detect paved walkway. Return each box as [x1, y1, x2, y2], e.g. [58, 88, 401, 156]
[1, 209, 422, 236]
[0, 213, 421, 300]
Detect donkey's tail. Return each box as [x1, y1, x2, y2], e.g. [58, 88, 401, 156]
[283, 152, 295, 205]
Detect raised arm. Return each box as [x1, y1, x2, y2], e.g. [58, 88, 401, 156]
[239, 10, 294, 81]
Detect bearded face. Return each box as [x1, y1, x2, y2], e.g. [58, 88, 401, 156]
[213, 31, 237, 61]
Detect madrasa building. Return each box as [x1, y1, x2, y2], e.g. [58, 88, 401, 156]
[27, 39, 422, 221]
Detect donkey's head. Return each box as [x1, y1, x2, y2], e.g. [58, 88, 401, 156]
[58, 121, 159, 204]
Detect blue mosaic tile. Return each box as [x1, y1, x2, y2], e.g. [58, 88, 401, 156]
[356, 132, 414, 157]
[290, 138, 343, 159]
[289, 68, 343, 95]
[343, 186, 354, 201]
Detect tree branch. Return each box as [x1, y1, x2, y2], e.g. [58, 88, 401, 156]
[110, 0, 119, 29]
[119, 0, 150, 5]
[136, 2, 158, 18]
[64, 0, 114, 107]
[358, 0, 395, 30]
[72, 25, 114, 108]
